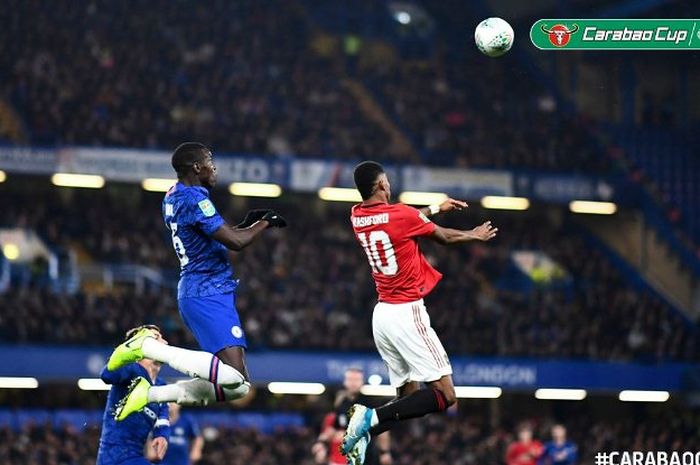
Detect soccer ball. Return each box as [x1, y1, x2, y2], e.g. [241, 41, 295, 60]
[474, 17, 514, 57]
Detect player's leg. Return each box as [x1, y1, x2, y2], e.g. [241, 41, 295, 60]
[149, 377, 250, 405]
[370, 301, 456, 429]
[157, 291, 250, 390]
[116, 377, 252, 420]
[147, 347, 250, 407]
[215, 346, 251, 398]
[373, 302, 456, 429]
[342, 301, 411, 454]
[344, 301, 454, 451]
[107, 325, 245, 387]
[367, 374, 455, 432]
[174, 292, 251, 401]
[366, 380, 420, 436]
[114, 294, 252, 420]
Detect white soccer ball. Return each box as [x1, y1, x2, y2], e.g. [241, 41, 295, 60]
[474, 17, 514, 57]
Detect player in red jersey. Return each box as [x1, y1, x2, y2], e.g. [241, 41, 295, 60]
[341, 161, 498, 464]
[506, 423, 544, 465]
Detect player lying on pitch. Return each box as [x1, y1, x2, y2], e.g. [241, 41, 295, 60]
[109, 142, 286, 420]
[97, 325, 170, 465]
[342, 161, 498, 464]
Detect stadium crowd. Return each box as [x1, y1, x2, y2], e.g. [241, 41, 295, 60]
[1, 185, 695, 362]
[369, 59, 607, 172]
[1, 0, 611, 172]
[0, 0, 399, 161]
[1, 408, 698, 465]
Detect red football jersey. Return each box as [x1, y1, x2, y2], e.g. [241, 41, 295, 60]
[351, 202, 442, 304]
[506, 441, 544, 465]
[321, 412, 346, 464]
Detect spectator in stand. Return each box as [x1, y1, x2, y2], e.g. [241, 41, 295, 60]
[506, 423, 543, 465]
[0, 185, 697, 362]
[0, 0, 405, 162]
[1, 408, 700, 465]
[539, 424, 578, 465]
[0, 0, 613, 170]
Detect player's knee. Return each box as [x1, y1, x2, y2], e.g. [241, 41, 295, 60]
[444, 390, 457, 408]
[215, 361, 247, 386]
[223, 382, 250, 401]
[235, 382, 250, 398]
[216, 348, 249, 384]
[440, 386, 457, 408]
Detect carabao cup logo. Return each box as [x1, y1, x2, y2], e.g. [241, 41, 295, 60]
[540, 23, 579, 47]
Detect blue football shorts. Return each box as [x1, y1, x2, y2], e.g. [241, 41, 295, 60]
[178, 292, 247, 353]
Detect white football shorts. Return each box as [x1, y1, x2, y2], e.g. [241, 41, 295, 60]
[372, 299, 452, 388]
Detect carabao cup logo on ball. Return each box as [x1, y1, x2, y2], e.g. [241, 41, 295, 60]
[540, 23, 579, 47]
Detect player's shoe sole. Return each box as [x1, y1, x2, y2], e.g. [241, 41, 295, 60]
[107, 327, 157, 371]
[114, 376, 150, 421]
[341, 404, 373, 455]
[347, 432, 371, 465]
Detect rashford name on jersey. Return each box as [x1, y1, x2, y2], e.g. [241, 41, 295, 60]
[350, 202, 442, 304]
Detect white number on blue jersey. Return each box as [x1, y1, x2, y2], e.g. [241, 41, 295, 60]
[357, 230, 398, 276]
[169, 222, 189, 267]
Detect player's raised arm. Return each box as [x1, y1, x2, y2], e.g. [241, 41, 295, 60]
[419, 198, 468, 218]
[429, 221, 498, 245]
[167, 142, 287, 251]
[211, 210, 286, 251]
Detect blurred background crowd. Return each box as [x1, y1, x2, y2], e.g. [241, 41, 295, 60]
[1, 184, 695, 362]
[1, 401, 698, 465]
[1, 0, 700, 464]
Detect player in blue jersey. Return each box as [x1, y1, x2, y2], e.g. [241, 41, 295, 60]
[538, 424, 578, 465]
[151, 403, 203, 465]
[97, 324, 171, 465]
[108, 142, 287, 420]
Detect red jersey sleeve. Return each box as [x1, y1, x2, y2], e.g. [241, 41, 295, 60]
[400, 204, 436, 238]
[506, 443, 519, 465]
[321, 412, 336, 433]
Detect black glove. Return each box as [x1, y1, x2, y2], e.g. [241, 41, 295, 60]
[236, 209, 273, 228]
[261, 210, 287, 228]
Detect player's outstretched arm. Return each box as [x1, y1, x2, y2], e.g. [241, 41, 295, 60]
[212, 211, 287, 251]
[419, 198, 468, 217]
[212, 221, 269, 251]
[429, 221, 498, 245]
[235, 209, 273, 229]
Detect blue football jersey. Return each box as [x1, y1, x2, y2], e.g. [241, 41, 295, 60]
[162, 182, 237, 299]
[96, 364, 170, 465]
[162, 414, 200, 465]
[539, 441, 578, 465]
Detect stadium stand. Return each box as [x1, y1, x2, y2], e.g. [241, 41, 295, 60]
[1, 406, 699, 465]
[1, 1, 699, 463]
[607, 125, 700, 248]
[1, 182, 695, 361]
[0, 0, 614, 173]
[0, 0, 404, 161]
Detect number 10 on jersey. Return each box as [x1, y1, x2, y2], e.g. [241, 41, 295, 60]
[357, 231, 398, 276]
